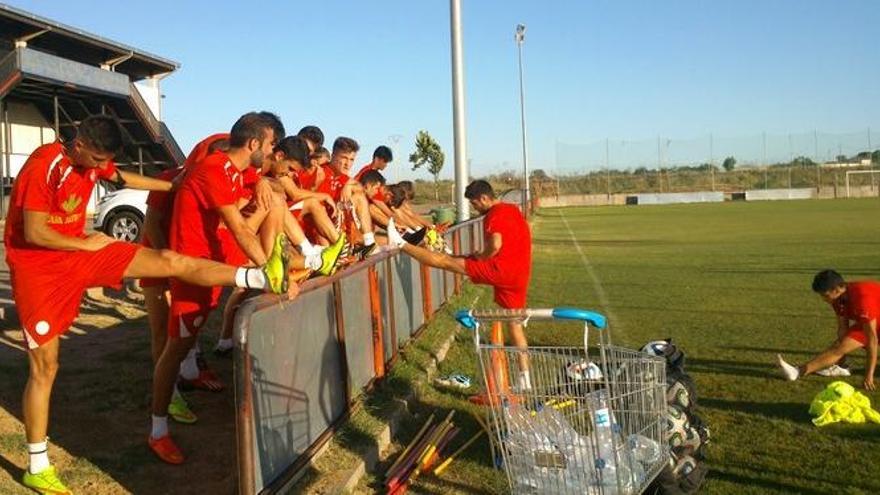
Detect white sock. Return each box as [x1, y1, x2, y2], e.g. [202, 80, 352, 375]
[363, 232, 375, 246]
[777, 354, 800, 381]
[405, 228, 415, 234]
[305, 253, 322, 270]
[172, 384, 183, 400]
[216, 338, 233, 351]
[386, 218, 405, 248]
[27, 439, 49, 474]
[518, 370, 533, 391]
[234, 267, 267, 290]
[151, 415, 169, 439]
[179, 348, 199, 380]
[298, 240, 319, 256]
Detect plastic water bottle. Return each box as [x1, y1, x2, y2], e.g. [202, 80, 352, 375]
[587, 390, 636, 494]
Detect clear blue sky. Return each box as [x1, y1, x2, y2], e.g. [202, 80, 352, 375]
[9, 0, 880, 177]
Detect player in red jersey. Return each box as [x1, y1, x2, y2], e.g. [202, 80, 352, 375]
[213, 136, 348, 356]
[778, 270, 880, 390]
[387, 180, 533, 398]
[316, 137, 382, 258]
[149, 112, 315, 465]
[354, 146, 398, 230]
[142, 134, 230, 422]
[5, 116, 290, 494]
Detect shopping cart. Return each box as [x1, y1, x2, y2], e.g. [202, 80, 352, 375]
[456, 307, 668, 495]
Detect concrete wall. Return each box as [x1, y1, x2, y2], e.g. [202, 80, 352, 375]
[537, 193, 628, 207]
[637, 191, 724, 205]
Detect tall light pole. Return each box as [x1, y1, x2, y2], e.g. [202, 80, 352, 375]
[515, 24, 530, 216]
[450, 0, 469, 222]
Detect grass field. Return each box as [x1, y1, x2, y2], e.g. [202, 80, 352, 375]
[2, 198, 879, 494]
[363, 197, 880, 494]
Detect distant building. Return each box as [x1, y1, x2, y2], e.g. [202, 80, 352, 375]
[0, 3, 184, 216]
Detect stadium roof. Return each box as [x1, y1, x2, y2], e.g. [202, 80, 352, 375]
[0, 2, 179, 81]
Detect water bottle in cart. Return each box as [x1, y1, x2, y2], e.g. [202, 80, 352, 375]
[588, 390, 635, 494]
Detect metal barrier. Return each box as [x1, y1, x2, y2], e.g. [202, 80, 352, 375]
[234, 217, 485, 494]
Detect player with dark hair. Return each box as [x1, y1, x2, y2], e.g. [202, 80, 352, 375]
[778, 269, 880, 390]
[6, 115, 290, 493]
[149, 112, 327, 465]
[386, 180, 532, 401]
[297, 125, 324, 151]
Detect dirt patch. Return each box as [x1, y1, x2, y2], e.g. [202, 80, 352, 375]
[0, 288, 238, 494]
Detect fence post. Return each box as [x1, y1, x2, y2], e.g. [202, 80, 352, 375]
[368, 265, 385, 378]
[332, 281, 352, 405]
[384, 259, 398, 361]
[420, 263, 433, 321]
[453, 230, 462, 295]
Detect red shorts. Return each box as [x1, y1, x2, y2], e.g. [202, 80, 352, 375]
[12, 242, 141, 349]
[844, 325, 870, 346]
[219, 227, 248, 266]
[464, 258, 528, 309]
[168, 279, 222, 339]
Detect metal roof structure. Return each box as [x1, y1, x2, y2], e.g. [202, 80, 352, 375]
[0, 2, 179, 80]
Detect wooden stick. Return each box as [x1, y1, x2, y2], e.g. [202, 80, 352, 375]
[425, 427, 460, 470]
[386, 424, 438, 486]
[385, 413, 435, 478]
[433, 430, 485, 476]
[391, 411, 456, 492]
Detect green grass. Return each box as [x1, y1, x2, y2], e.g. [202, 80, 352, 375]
[369, 197, 880, 494]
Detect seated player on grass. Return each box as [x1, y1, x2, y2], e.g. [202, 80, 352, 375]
[142, 134, 230, 424]
[778, 269, 879, 391]
[386, 180, 531, 403]
[5, 115, 291, 495]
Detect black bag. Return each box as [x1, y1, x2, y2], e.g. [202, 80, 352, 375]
[648, 457, 709, 495]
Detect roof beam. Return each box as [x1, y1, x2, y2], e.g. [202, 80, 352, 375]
[14, 28, 50, 47]
[101, 51, 134, 71]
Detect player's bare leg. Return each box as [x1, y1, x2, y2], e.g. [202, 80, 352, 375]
[302, 197, 341, 242]
[23, 338, 60, 445]
[777, 337, 863, 380]
[509, 320, 531, 390]
[143, 286, 170, 364]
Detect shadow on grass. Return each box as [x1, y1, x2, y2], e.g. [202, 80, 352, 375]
[700, 397, 809, 422]
[725, 345, 818, 357]
[0, 287, 238, 495]
[685, 357, 779, 380]
[710, 466, 827, 495]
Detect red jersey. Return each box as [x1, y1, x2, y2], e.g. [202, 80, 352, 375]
[834, 282, 880, 324]
[354, 164, 389, 203]
[142, 168, 184, 248]
[316, 164, 349, 202]
[240, 165, 261, 201]
[4, 143, 118, 267]
[295, 167, 318, 191]
[484, 203, 531, 281]
[169, 151, 243, 260]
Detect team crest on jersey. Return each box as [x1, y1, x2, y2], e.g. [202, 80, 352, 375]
[61, 194, 83, 213]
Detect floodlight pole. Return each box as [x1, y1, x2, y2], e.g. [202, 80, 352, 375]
[450, 0, 469, 222]
[515, 24, 530, 217]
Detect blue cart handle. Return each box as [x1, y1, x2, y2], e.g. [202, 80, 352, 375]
[455, 307, 607, 330]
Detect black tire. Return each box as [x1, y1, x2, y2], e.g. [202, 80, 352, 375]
[106, 210, 144, 242]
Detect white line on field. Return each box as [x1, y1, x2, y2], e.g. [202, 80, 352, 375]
[558, 209, 619, 326]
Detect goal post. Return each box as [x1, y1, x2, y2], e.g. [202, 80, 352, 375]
[845, 170, 880, 198]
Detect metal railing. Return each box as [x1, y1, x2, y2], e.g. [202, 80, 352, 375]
[233, 217, 485, 494]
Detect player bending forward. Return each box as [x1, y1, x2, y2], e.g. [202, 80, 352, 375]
[778, 269, 880, 391]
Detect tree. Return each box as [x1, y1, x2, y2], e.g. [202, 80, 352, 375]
[873, 149, 880, 164]
[409, 130, 445, 200]
[531, 169, 549, 180]
[722, 156, 736, 172]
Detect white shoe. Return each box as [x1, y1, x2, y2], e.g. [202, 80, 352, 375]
[777, 354, 800, 381]
[816, 364, 852, 377]
[386, 218, 406, 248]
